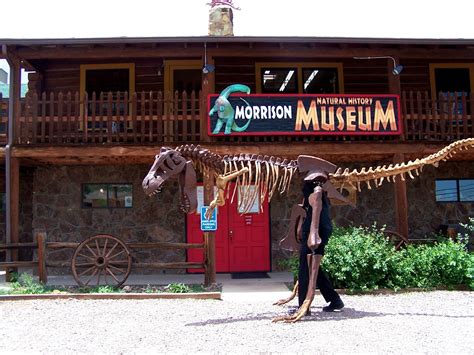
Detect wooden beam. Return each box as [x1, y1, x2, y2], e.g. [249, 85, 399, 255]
[10, 142, 474, 163]
[393, 153, 409, 239]
[13, 45, 474, 60]
[203, 169, 216, 287]
[14, 46, 204, 59]
[387, 57, 403, 141]
[9, 157, 20, 261]
[201, 53, 214, 142]
[36, 232, 47, 284]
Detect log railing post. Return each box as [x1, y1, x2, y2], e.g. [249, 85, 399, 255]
[203, 168, 216, 287]
[36, 232, 47, 284]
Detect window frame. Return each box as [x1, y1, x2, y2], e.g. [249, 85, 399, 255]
[79, 63, 135, 129]
[429, 63, 474, 101]
[435, 178, 474, 203]
[255, 62, 344, 94]
[81, 183, 133, 209]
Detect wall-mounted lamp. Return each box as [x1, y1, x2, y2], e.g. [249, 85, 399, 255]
[157, 62, 164, 76]
[203, 43, 215, 74]
[353, 56, 403, 75]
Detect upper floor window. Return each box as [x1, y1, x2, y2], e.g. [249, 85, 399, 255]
[256, 62, 344, 94]
[80, 63, 135, 97]
[435, 179, 474, 202]
[429, 63, 474, 114]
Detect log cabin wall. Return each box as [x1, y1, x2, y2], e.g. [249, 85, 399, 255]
[214, 56, 390, 94]
[34, 59, 166, 94]
[400, 58, 474, 93]
[28, 54, 473, 98]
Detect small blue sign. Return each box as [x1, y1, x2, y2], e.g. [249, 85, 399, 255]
[201, 206, 217, 231]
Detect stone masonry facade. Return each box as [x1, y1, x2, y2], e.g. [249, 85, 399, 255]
[2, 161, 471, 273]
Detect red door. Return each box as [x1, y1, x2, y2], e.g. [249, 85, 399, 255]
[187, 184, 270, 273]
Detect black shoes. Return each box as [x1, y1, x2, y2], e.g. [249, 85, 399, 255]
[322, 299, 344, 312]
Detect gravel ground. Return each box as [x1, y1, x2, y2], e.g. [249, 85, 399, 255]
[0, 291, 473, 354]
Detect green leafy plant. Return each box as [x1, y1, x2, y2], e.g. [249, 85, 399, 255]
[165, 282, 191, 293]
[322, 225, 398, 291]
[275, 224, 474, 292]
[83, 285, 122, 293]
[10, 273, 48, 294]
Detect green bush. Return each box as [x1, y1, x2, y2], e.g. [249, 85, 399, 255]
[280, 224, 473, 291]
[10, 273, 48, 294]
[322, 225, 399, 290]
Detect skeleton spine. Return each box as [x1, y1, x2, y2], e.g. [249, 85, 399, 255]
[330, 138, 474, 191]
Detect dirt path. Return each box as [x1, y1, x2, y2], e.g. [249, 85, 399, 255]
[0, 291, 472, 353]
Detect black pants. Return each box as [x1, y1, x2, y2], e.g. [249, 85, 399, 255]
[298, 238, 341, 307]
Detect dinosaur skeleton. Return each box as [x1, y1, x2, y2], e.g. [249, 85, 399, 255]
[142, 138, 474, 322]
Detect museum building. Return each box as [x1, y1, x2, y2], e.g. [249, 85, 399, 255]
[0, 3, 473, 281]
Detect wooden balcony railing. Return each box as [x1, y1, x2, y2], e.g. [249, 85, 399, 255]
[0, 90, 472, 146]
[0, 91, 203, 145]
[402, 91, 474, 141]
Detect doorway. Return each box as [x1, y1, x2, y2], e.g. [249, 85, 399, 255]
[164, 60, 202, 140]
[186, 184, 271, 273]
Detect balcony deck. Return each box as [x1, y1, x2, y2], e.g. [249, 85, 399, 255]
[0, 91, 472, 148]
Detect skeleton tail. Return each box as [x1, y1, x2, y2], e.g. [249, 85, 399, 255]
[330, 138, 474, 191]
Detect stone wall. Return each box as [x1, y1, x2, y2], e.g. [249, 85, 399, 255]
[26, 161, 474, 274]
[32, 165, 186, 274]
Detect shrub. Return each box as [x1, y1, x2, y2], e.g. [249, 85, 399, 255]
[280, 224, 473, 291]
[396, 240, 472, 289]
[322, 225, 398, 291]
[10, 273, 47, 294]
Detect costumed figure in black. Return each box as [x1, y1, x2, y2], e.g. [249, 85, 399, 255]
[274, 155, 349, 323]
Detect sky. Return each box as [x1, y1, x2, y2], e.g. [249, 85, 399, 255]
[1, 0, 473, 83]
[1, 0, 473, 39]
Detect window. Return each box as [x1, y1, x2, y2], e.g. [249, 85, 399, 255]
[256, 62, 344, 94]
[82, 184, 133, 208]
[261, 68, 298, 93]
[435, 179, 474, 202]
[79, 63, 135, 130]
[429, 64, 474, 114]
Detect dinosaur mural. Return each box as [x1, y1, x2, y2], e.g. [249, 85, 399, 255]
[142, 138, 474, 322]
[209, 84, 252, 134]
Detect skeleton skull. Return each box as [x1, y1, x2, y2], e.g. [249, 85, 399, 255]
[142, 147, 197, 213]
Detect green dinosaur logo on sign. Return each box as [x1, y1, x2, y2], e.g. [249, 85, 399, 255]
[209, 84, 251, 134]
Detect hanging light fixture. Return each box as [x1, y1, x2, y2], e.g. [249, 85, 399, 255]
[203, 43, 215, 74]
[353, 56, 404, 75]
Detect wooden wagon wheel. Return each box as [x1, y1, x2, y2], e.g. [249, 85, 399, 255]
[71, 234, 132, 287]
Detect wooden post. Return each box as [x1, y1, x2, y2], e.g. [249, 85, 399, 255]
[393, 154, 409, 239]
[200, 54, 215, 142]
[5, 55, 21, 281]
[203, 168, 216, 287]
[387, 57, 403, 140]
[36, 232, 47, 284]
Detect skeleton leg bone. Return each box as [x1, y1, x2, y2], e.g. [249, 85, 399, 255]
[273, 254, 322, 323]
[205, 167, 249, 220]
[273, 280, 299, 306]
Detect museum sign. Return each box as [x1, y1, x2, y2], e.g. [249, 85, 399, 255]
[208, 94, 401, 136]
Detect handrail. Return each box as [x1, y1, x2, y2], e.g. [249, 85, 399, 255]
[0, 232, 47, 283]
